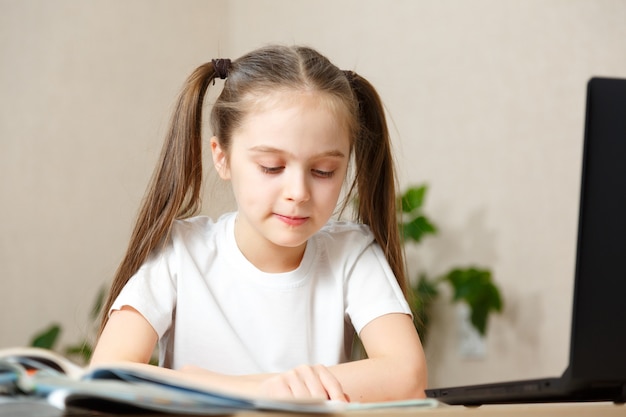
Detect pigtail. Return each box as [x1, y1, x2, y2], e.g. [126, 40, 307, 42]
[98, 62, 220, 334]
[347, 73, 408, 296]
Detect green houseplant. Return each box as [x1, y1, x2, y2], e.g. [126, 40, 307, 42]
[399, 184, 503, 344]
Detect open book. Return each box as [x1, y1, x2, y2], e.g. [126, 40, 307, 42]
[0, 347, 439, 414]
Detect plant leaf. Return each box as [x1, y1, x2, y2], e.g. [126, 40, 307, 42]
[408, 274, 440, 345]
[443, 267, 504, 336]
[90, 286, 106, 320]
[30, 324, 61, 349]
[400, 185, 427, 213]
[66, 343, 93, 364]
[415, 275, 439, 299]
[402, 215, 437, 243]
[470, 301, 489, 335]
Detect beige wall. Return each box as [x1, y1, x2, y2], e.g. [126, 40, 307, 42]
[1, 0, 625, 388]
[0, 0, 226, 349]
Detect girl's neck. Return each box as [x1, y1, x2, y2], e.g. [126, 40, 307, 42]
[233, 218, 307, 273]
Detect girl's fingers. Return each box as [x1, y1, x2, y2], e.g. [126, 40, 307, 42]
[261, 364, 348, 402]
[313, 364, 349, 402]
[283, 367, 314, 398]
[292, 365, 332, 400]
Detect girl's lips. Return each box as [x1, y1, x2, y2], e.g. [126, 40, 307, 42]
[275, 214, 309, 226]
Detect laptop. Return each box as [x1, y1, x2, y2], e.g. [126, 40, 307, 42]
[426, 77, 626, 406]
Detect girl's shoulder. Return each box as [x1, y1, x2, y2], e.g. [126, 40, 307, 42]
[320, 219, 372, 237]
[169, 212, 235, 248]
[172, 212, 233, 230]
[316, 220, 375, 253]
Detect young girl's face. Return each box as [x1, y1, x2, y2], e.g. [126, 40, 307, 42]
[211, 90, 351, 271]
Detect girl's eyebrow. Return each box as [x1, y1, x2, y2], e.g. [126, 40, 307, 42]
[248, 145, 346, 159]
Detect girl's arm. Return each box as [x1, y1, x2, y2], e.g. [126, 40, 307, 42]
[90, 307, 348, 400]
[182, 313, 427, 402]
[328, 312, 427, 402]
[92, 309, 426, 403]
[91, 306, 158, 364]
[242, 313, 427, 402]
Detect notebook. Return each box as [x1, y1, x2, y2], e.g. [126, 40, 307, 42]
[425, 77, 626, 405]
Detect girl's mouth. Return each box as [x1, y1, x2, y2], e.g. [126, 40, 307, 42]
[275, 214, 309, 226]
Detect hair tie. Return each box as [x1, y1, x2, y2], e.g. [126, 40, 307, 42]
[212, 58, 231, 80]
[343, 70, 357, 87]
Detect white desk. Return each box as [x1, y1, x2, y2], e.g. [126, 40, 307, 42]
[2, 398, 624, 416]
[230, 402, 624, 417]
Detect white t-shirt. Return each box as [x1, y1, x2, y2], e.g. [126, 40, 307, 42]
[111, 212, 410, 373]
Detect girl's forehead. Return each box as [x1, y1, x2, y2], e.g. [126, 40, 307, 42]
[240, 89, 354, 134]
[244, 88, 341, 112]
[230, 90, 352, 155]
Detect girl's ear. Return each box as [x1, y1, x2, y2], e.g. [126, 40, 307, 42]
[210, 136, 231, 180]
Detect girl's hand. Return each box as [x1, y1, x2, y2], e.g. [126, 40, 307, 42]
[178, 363, 349, 402]
[259, 364, 349, 402]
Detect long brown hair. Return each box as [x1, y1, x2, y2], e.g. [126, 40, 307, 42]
[99, 45, 406, 334]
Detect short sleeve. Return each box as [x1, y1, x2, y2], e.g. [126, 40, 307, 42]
[110, 251, 177, 338]
[344, 241, 411, 334]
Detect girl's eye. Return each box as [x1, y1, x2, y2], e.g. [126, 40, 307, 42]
[260, 165, 284, 174]
[259, 165, 334, 178]
[312, 169, 335, 178]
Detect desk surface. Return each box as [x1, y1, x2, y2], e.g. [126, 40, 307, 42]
[363, 402, 622, 417]
[2, 400, 624, 417]
[238, 402, 623, 417]
[233, 402, 624, 417]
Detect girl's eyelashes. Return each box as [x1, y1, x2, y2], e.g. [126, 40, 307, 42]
[260, 165, 284, 174]
[258, 165, 335, 178]
[312, 169, 335, 178]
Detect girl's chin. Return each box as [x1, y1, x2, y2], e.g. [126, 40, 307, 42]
[268, 236, 310, 250]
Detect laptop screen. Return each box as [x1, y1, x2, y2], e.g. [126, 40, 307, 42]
[569, 77, 626, 381]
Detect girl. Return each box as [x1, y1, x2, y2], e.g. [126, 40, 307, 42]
[91, 45, 427, 403]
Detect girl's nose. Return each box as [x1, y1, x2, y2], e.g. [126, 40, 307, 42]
[283, 170, 310, 203]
